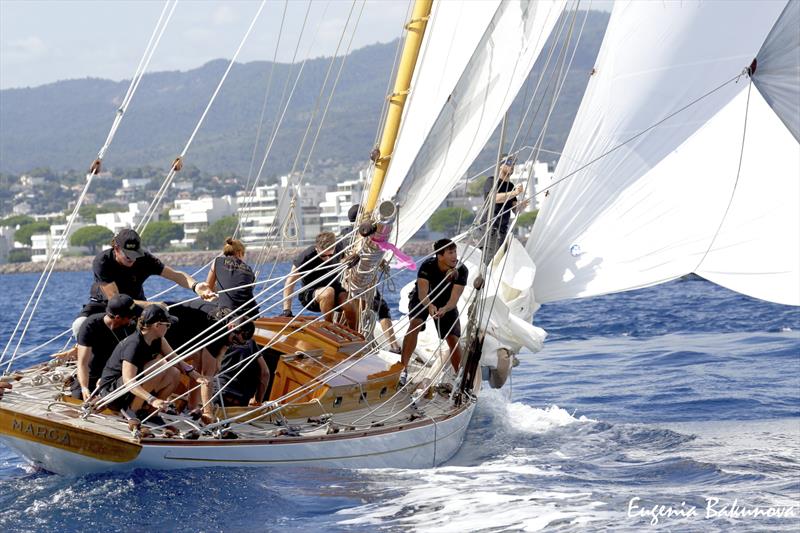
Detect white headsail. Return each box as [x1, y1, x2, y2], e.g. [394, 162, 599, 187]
[379, 0, 567, 246]
[526, 0, 799, 306]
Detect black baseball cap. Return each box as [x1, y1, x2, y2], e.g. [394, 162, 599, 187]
[114, 228, 147, 260]
[140, 304, 179, 326]
[106, 294, 140, 318]
[500, 154, 517, 167]
[347, 204, 360, 223]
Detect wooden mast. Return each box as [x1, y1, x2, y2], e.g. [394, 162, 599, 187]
[363, 0, 433, 213]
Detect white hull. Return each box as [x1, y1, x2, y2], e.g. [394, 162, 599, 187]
[1, 401, 475, 475]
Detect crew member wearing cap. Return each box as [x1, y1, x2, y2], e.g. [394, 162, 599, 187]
[483, 155, 528, 257]
[71, 294, 139, 401]
[72, 228, 217, 337]
[96, 305, 207, 414]
[283, 231, 357, 328]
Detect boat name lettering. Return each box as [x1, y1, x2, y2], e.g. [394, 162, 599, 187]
[12, 418, 71, 445]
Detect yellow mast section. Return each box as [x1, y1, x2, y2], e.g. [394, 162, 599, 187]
[363, 0, 433, 213]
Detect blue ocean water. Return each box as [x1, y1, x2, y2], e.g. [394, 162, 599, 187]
[0, 266, 798, 532]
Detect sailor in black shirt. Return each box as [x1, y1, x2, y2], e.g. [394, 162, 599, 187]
[72, 294, 138, 401]
[207, 237, 259, 318]
[283, 231, 357, 328]
[483, 155, 527, 258]
[72, 228, 217, 337]
[400, 239, 467, 383]
[97, 305, 205, 412]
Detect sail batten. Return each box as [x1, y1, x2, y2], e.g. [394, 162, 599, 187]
[526, 0, 799, 306]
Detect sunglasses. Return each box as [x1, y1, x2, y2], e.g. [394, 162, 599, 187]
[155, 321, 172, 328]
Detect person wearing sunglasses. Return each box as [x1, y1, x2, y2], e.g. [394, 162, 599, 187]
[95, 305, 205, 420]
[282, 231, 357, 328]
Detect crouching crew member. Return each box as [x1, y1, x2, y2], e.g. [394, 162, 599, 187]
[95, 305, 206, 415]
[72, 294, 139, 401]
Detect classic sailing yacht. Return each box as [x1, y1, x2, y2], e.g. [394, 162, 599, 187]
[0, 0, 797, 475]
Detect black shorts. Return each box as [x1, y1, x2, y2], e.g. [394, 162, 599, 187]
[298, 280, 346, 312]
[407, 295, 461, 339]
[98, 376, 133, 410]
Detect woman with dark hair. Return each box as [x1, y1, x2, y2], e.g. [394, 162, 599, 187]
[206, 237, 259, 318]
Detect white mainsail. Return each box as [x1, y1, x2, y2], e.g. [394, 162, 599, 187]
[526, 0, 799, 306]
[379, 0, 567, 247]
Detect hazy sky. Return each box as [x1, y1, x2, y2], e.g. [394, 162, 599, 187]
[0, 0, 413, 90]
[0, 0, 612, 90]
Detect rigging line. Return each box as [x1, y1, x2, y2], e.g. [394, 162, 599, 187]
[247, 2, 335, 272]
[239, 0, 316, 247]
[533, 73, 743, 200]
[694, 80, 753, 273]
[137, 0, 270, 233]
[236, 0, 290, 240]
[0, 4, 179, 369]
[205, 235, 481, 428]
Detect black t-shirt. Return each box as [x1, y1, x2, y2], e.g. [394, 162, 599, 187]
[213, 256, 257, 314]
[412, 257, 468, 307]
[217, 341, 261, 400]
[97, 331, 162, 391]
[166, 301, 230, 358]
[77, 313, 135, 380]
[90, 248, 165, 302]
[484, 176, 517, 233]
[293, 245, 338, 291]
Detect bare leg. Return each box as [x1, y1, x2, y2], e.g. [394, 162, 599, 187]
[314, 286, 336, 321]
[337, 292, 358, 329]
[380, 318, 400, 351]
[401, 318, 424, 369]
[446, 335, 462, 372]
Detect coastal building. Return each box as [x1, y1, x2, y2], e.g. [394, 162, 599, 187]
[95, 202, 153, 235]
[168, 195, 237, 247]
[319, 171, 367, 236]
[30, 222, 89, 263]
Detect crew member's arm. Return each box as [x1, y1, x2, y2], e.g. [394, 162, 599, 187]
[98, 281, 150, 307]
[250, 357, 270, 406]
[160, 337, 208, 385]
[282, 266, 301, 316]
[76, 345, 94, 400]
[206, 262, 217, 291]
[122, 360, 168, 410]
[494, 184, 523, 204]
[161, 265, 217, 301]
[416, 278, 436, 316]
[434, 284, 465, 318]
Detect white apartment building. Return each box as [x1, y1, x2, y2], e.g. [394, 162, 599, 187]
[95, 202, 153, 235]
[30, 222, 88, 263]
[237, 175, 327, 246]
[319, 171, 367, 235]
[168, 196, 237, 246]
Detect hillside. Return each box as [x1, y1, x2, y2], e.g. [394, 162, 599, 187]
[0, 10, 609, 182]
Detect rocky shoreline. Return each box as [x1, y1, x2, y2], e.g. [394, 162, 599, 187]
[0, 241, 435, 275]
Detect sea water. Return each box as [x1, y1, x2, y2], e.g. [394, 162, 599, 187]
[0, 267, 797, 532]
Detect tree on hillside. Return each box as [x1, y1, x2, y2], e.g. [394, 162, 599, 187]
[516, 209, 538, 228]
[467, 176, 488, 197]
[76, 203, 126, 220]
[428, 207, 475, 235]
[193, 215, 238, 251]
[0, 214, 35, 228]
[70, 225, 114, 254]
[141, 221, 184, 251]
[14, 221, 50, 246]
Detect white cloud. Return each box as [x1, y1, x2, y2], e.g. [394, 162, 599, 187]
[4, 35, 47, 63]
[211, 5, 238, 26]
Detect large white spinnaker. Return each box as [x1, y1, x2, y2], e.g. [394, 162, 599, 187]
[526, 0, 799, 306]
[379, 0, 567, 247]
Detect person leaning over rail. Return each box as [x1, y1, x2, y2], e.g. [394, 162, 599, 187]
[70, 294, 139, 401]
[206, 237, 259, 318]
[71, 228, 217, 337]
[282, 231, 357, 329]
[399, 238, 467, 386]
[166, 301, 257, 422]
[94, 305, 207, 420]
